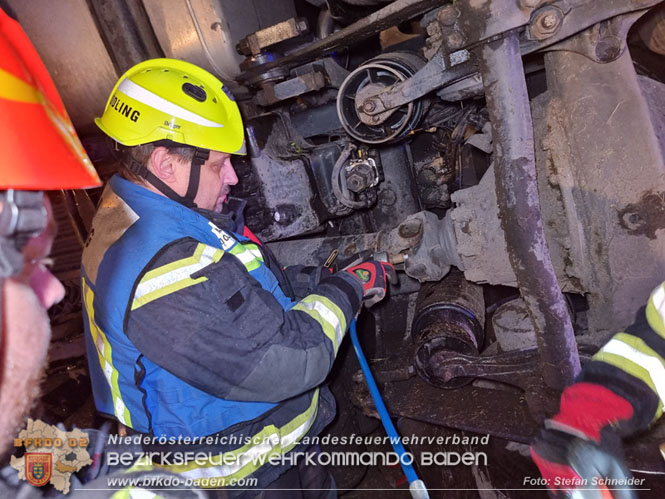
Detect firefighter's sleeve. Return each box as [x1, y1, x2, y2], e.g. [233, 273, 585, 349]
[555, 282, 665, 438]
[281, 265, 332, 300]
[124, 238, 364, 403]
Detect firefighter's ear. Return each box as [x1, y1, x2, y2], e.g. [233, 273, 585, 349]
[149, 146, 176, 181]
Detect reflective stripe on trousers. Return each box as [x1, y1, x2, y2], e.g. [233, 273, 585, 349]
[149, 389, 320, 486]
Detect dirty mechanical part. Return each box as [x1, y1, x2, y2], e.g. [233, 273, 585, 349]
[477, 32, 581, 390]
[14, 0, 665, 484]
[337, 52, 427, 143]
[414, 270, 485, 389]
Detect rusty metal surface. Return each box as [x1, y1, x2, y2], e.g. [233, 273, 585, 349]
[372, 377, 540, 443]
[540, 49, 665, 334]
[478, 32, 580, 390]
[545, 12, 645, 63]
[257, 71, 327, 106]
[237, 0, 449, 82]
[455, 0, 661, 52]
[237, 17, 309, 56]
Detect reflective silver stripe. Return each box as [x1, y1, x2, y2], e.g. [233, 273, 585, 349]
[602, 338, 665, 402]
[233, 250, 255, 265]
[118, 79, 224, 128]
[175, 396, 319, 480]
[178, 435, 279, 480]
[295, 299, 343, 350]
[129, 490, 158, 499]
[134, 245, 219, 300]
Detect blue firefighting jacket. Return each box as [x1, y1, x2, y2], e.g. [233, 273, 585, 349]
[81, 175, 362, 485]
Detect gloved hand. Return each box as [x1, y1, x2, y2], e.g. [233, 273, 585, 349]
[531, 424, 634, 499]
[345, 260, 397, 307]
[530, 383, 636, 499]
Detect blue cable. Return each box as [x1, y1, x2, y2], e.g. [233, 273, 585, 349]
[349, 318, 429, 499]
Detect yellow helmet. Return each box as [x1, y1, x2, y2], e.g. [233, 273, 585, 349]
[95, 58, 246, 155]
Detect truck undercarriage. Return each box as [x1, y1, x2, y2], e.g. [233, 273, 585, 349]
[9, 0, 665, 495]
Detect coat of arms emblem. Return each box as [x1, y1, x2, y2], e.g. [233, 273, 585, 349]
[25, 453, 51, 487]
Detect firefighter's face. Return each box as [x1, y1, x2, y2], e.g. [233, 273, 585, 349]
[196, 151, 239, 213]
[0, 197, 63, 455]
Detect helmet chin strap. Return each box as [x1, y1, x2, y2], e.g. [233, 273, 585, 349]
[123, 144, 210, 209]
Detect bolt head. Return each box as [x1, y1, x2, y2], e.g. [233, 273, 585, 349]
[445, 31, 466, 50]
[363, 100, 377, 113]
[541, 14, 557, 29]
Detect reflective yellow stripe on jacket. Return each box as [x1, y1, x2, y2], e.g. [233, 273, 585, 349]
[292, 295, 347, 354]
[132, 243, 224, 310]
[592, 282, 665, 421]
[82, 279, 132, 426]
[151, 389, 319, 486]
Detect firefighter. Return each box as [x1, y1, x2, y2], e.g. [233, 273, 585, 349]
[0, 4, 101, 455]
[82, 57, 394, 496]
[531, 286, 665, 497]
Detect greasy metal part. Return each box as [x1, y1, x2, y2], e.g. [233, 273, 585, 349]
[455, 0, 661, 53]
[404, 212, 462, 282]
[233, 113, 323, 242]
[337, 52, 426, 143]
[256, 71, 327, 106]
[237, 17, 310, 56]
[477, 32, 580, 390]
[540, 49, 665, 333]
[414, 270, 485, 389]
[638, 4, 665, 55]
[545, 12, 645, 63]
[240, 52, 291, 87]
[529, 5, 564, 41]
[7, 0, 119, 133]
[424, 348, 543, 392]
[357, 51, 476, 117]
[354, 375, 540, 442]
[345, 156, 380, 193]
[358, 1, 659, 118]
[237, 0, 449, 82]
[143, 0, 297, 83]
[317, 8, 336, 39]
[415, 347, 593, 394]
[267, 210, 460, 281]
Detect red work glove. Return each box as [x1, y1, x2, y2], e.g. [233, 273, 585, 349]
[530, 383, 635, 498]
[344, 260, 396, 307]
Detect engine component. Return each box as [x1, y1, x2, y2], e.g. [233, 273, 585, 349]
[337, 52, 426, 144]
[345, 153, 380, 194]
[240, 52, 291, 88]
[414, 270, 485, 389]
[231, 113, 324, 242]
[236, 17, 310, 56]
[331, 144, 381, 209]
[256, 71, 327, 106]
[404, 212, 461, 282]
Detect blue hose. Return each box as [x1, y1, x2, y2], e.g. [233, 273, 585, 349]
[349, 318, 430, 499]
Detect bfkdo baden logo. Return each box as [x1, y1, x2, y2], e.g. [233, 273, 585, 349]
[11, 419, 92, 494]
[25, 453, 51, 486]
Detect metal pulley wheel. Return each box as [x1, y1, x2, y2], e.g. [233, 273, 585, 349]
[336, 52, 425, 144]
